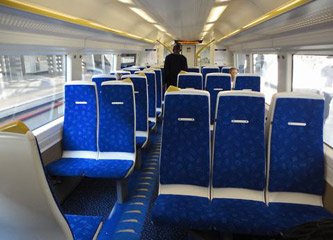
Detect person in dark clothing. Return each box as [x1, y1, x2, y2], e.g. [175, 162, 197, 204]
[164, 43, 188, 88]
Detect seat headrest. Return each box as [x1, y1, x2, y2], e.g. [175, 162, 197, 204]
[0, 121, 30, 134]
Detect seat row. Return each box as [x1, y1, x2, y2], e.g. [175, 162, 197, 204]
[178, 72, 260, 124]
[152, 88, 332, 235]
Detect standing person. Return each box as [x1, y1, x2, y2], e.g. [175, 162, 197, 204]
[164, 43, 188, 88]
[229, 67, 238, 89]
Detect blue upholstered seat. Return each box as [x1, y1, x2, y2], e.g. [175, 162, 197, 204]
[211, 91, 267, 234]
[92, 74, 116, 99]
[221, 66, 231, 73]
[234, 74, 261, 92]
[96, 80, 136, 178]
[47, 82, 99, 177]
[136, 71, 157, 130]
[153, 68, 163, 117]
[202, 66, 219, 82]
[205, 73, 231, 124]
[123, 74, 149, 148]
[265, 92, 333, 231]
[177, 72, 203, 89]
[0, 121, 102, 239]
[152, 88, 211, 229]
[122, 67, 140, 74]
[187, 67, 200, 73]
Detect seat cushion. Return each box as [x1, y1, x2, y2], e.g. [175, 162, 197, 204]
[47, 159, 134, 179]
[268, 203, 333, 232]
[211, 199, 278, 235]
[136, 136, 147, 148]
[84, 159, 134, 179]
[46, 158, 90, 177]
[152, 195, 211, 230]
[65, 214, 102, 240]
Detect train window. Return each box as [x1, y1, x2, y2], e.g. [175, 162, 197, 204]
[293, 55, 333, 147]
[235, 54, 247, 73]
[0, 55, 65, 130]
[82, 54, 115, 80]
[253, 54, 278, 104]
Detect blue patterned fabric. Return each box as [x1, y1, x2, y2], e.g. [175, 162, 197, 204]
[84, 160, 134, 179]
[128, 76, 148, 134]
[152, 195, 212, 229]
[268, 203, 333, 232]
[178, 74, 203, 89]
[136, 136, 147, 148]
[187, 67, 200, 73]
[213, 95, 265, 189]
[92, 76, 116, 99]
[46, 158, 88, 176]
[160, 93, 210, 187]
[154, 69, 162, 110]
[202, 67, 219, 83]
[211, 199, 278, 235]
[65, 214, 101, 240]
[47, 158, 134, 178]
[269, 97, 325, 194]
[234, 75, 261, 92]
[99, 84, 135, 153]
[205, 74, 231, 123]
[63, 84, 98, 152]
[145, 72, 157, 121]
[221, 67, 231, 73]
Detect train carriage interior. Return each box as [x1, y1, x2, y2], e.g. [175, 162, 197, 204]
[1, 0, 333, 239]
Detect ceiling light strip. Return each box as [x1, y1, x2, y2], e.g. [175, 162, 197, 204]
[216, 0, 311, 43]
[0, 0, 155, 43]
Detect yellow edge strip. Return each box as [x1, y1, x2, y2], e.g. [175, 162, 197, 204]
[156, 39, 172, 53]
[0, 0, 155, 44]
[216, 0, 312, 43]
[0, 120, 29, 134]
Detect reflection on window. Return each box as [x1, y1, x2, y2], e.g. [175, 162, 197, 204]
[0, 55, 65, 130]
[82, 54, 115, 81]
[293, 55, 333, 147]
[253, 54, 278, 104]
[235, 54, 247, 73]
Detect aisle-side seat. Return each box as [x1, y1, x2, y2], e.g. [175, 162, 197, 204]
[152, 87, 212, 229]
[177, 72, 203, 89]
[122, 74, 149, 149]
[136, 71, 157, 131]
[0, 121, 102, 240]
[202, 66, 219, 82]
[153, 68, 163, 117]
[234, 74, 261, 92]
[92, 74, 117, 98]
[211, 91, 268, 235]
[205, 73, 231, 125]
[266, 92, 333, 232]
[91, 80, 136, 179]
[221, 66, 231, 73]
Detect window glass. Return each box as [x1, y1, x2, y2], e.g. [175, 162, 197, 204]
[235, 53, 247, 73]
[0, 55, 65, 130]
[293, 55, 333, 147]
[253, 54, 278, 104]
[82, 54, 115, 81]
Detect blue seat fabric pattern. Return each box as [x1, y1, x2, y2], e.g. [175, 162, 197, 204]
[62, 84, 97, 152]
[136, 136, 147, 148]
[99, 84, 135, 153]
[202, 68, 219, 82]
[145, 72, 157, 121]
[206, 75, 231, 124]
[187, 67, 200, 73]
[152, 195, 211, 229]
[159, 94, 210, 186]
[65, 214, 102, 240]
[154, 69, 162, 111]
[178, 75, 203, 89]
[92, 76, 116, 99]
[213, 95, 265, 189]
[269, 98, 324, 195]
[234, 75, 260, 92]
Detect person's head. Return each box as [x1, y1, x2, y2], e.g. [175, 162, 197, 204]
[229, 67, 238, 79]
[173, 43, 182, 54]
